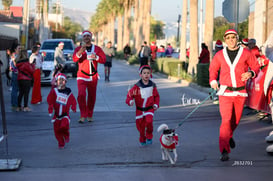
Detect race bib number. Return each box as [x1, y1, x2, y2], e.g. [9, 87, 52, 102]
[56, 93, 68, 105]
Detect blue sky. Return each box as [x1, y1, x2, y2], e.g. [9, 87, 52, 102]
[5, 0, 224, 22]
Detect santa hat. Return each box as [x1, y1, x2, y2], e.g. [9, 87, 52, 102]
[242, 38, 248, 45]
[56, 73, 67, 81]
[82, 30, 92, 37]
[139, 65, 152, 77]
[224, 29, 238, 38]
[215, 40, 223, 48]
[58, 42, 64, 46]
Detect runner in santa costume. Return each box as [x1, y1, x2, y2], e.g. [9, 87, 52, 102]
[73, 30, 106, 123]
[262, 30, 273, 154]
[126, 65, 160, 146]
[47, 73, 77, 149]
[209, 29, 260, 161]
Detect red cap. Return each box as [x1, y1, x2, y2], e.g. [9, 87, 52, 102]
[58, 42, 64, 46]
[82, 30, 92, 37]
[215, 40, 223, 48]
[224, 29, 238, 37]
[250, 46, 260, 58]
[139, 65, 152, 78]
[56, 73, 67, 81]
[242, 38, 248, 45]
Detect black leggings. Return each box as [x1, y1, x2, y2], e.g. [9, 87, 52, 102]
[18, 79, 32, 107]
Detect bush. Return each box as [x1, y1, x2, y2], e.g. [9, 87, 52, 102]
[115, 51, 124, 60]
[128, 54, 140, 65]
[197, 63, 210, 87]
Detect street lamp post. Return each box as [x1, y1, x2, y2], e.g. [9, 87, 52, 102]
[177, 14, 181, 48]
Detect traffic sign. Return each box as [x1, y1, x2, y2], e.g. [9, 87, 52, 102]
[222, 0, 249, 23]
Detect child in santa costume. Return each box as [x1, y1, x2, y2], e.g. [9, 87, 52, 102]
[126, 65, 160, 146]
[209, 29, 260, 161]
[47, 73, 77, 149]
[73, 30, 106, 123]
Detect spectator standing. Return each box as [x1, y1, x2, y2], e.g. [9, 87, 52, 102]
[103, 41, 115, 82]
[209, 29, 260, 161]
[73, 30, 106, 123]
[157, 45, 165, 58]
[165, 43, 174, 57]
[138, 41, 151, 67]
[29, 45, 43, 104]
[10, 45, 20, 110]
[150, 41, 158, 62]
[199, 43, 210, 64]
[123, 43, 131, 60]
[54, 42, 66, 68]
[16, 49, 35, 112]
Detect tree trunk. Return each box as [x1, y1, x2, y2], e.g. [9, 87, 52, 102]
[133, 0, 139, 52]
[123, 0, 130, 50]
[188, 0, 198, 75]
[117, 14, 123, 51]
[135, 0, 144, 51]
[204, 0, 214, 61]
[144, 0, 151, 44]
[179, 0, 188, 62]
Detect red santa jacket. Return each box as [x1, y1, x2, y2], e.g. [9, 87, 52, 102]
[16, 58, 35, 81]
[209, 47, 260, 96]
[126, 80, 160, 119]
[73, 44, 106, 81]
[47, 87, 77, 122]
[159, 134, 179, 149]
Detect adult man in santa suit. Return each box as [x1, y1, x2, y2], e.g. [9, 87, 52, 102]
[209, 29, 260, 161]
[73, 30, 106, 123]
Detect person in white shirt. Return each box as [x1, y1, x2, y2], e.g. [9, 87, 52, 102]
[29, 45, 43, 104]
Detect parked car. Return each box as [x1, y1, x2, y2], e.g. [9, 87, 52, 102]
[40, 38, 77, 77]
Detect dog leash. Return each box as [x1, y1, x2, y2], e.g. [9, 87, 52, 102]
[174, 89, 216, 129]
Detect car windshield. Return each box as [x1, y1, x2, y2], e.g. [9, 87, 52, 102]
[41, 41, 74, 50]
[43, 52, 54, 62]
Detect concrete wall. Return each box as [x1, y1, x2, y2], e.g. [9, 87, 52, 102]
[0, 23, 21, 40]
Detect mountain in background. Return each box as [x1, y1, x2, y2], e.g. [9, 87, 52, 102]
[63, 7, 93, 29]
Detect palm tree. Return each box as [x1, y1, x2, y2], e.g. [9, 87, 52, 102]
[188, 0, 198, 75]
[143, 0, 151, 44]
[204, 0, 214, 60]
[123, 0, 131, 50]
[2, 0, 12, 10]
[179, 0, 188, 62]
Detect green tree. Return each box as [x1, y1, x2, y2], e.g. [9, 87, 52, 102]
[52, 16, 83, 42]
[2, 0, 12, 10]
[150, 17, 165, 42]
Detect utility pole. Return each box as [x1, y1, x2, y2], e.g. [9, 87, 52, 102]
[199, 0, 203, 54]
[22, 0, 30, 49]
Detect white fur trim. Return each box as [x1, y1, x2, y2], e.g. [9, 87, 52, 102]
[136, 112, 154, 119]
[210, 80, 218, 87]
[76, 53, 82, 58]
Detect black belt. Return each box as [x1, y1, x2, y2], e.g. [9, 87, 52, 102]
[137, 106, 153, 111]
[81, 70, 97, 76]
[55, 113, 68, 119]
[226, 86, 245, 91]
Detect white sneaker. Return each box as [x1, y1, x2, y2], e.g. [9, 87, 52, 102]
[265, 131, 273, 142]
[266, 144, 273, 153]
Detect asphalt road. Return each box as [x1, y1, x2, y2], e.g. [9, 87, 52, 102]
[0, 59, 273, 181]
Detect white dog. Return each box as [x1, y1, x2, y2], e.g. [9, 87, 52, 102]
[157, 124, 179, 164]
